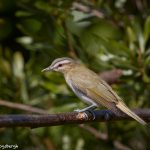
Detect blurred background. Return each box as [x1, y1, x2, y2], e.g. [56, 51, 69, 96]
[0, 0, 150, 149]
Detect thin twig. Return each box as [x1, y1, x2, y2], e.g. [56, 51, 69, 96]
[113, 141, 132, 150]
[63, 22, 77, 58]
[79, 124, 108, 140]
[0, 109, 149, 128]
[79, 124, 131, 150]
[72, 2, 104, 18]
[99, 69, 123, 84]
[137, 48, 145, 76]
[0, 99, 48, 114]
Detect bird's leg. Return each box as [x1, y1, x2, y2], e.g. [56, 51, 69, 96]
[74, 104, 97, 120]
[74, 104, 97, 113]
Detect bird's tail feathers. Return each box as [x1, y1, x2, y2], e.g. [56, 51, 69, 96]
[116, 101, 147, 125]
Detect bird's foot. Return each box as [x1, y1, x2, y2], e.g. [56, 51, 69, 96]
[86, 109, 96, 120]
[74, 108, 96, 120]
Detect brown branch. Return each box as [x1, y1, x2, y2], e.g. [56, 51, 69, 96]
[79, 124, 131, 150]
[99, 69, 123, 84]
[63, 22, 77, 58]
[0, 99, 48, 114]
[113, 141, 132, 150]
[72, 2, 104, 18]
[0, 109, 149, 128]
[79, 124, 108, 140]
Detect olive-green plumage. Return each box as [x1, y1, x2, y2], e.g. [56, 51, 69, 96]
[42, 57, 147, 125]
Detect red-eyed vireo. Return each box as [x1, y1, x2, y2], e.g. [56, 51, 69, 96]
[42, 57, 147, 125]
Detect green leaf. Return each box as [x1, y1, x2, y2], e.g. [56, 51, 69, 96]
[15, 11, 32, 17]
[79, 32, 105, 55]
[144, 15, 150, 44]
[34, 1, 51, 13]
[142, 72, 150, 83]
[13, 52, 24, 79]
[66, 19, 83, 36]
[126, 26, 136, 43]
[86, 21, 122, 40]
[131, 18, 145, 52]
[0, 18, 12, 40]
[18, 18, 42, 34]
[144, 55, 150, 67]
[0, 58, 11, 76]
[106, 40, 130, 57]
[42, 82, 69, 94]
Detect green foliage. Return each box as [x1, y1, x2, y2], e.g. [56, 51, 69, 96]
[0, 0, 150, 150]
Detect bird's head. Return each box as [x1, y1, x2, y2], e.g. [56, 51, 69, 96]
[42, 57, 77, 73]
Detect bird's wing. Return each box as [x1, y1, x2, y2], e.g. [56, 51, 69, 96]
[96, 79, 121, 102]
[68, 66, 147, 125]
[70, 67, 120, 104]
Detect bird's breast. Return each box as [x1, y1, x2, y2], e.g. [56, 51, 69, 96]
[65, 75, 96, 105]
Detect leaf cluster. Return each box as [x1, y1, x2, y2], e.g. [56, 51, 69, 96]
[0, 0, 150, 150]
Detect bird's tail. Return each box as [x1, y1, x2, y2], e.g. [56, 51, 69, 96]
[116, 101, 147, 125]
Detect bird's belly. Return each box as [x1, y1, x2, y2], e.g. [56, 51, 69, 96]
[65, 77, 97, 105]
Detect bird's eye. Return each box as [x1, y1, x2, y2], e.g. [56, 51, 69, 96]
[58, 64, 62, 67]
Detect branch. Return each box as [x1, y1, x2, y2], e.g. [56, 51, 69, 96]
[99, 69, 123, 84]
[0, 109, 149, 128]
[63, 22, 77, 58]
[113, 141, 132, 150]
[79, 124, 108, 140]
[79, 124, 131, 150]
[72, 2, 104, 18]
[0, 99, 48, 114]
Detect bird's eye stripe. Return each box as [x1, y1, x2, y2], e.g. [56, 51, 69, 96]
[52, 60, 71, 68]
[58, 64, 62, 67]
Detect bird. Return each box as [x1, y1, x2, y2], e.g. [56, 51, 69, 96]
[42, 57, 147, 125]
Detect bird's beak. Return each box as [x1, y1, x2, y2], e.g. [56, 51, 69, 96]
[41, 67, 52, 72]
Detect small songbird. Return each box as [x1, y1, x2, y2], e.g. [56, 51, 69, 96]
[42, 57, 146, 125]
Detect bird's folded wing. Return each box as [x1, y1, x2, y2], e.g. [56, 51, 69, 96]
[72, 75, 119, 104]
[70, 66, 121, 104]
